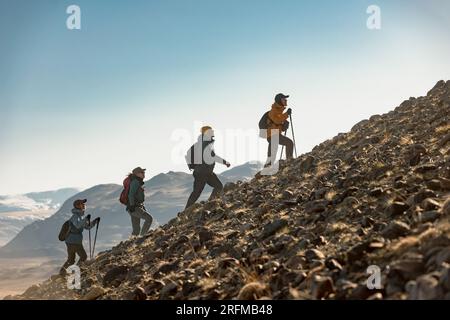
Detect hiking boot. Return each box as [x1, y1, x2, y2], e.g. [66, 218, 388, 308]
[59, 268, 67, 277]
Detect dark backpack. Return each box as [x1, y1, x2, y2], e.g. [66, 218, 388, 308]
[258, 111, 270, 130]
[58, 220, 71, 241]
[259, 111, 289, 137]
[185, 144, 197, 170]
[119, 176, 131, 205]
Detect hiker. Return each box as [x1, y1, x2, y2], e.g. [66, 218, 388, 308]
[263, 93, 294, 166]
[59, 199, 99, 276]
[185, 126, 231, 209]
[126, 167, 153, 237]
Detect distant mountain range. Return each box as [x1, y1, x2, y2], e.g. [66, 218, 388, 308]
[0, 188, 79, 213]
[0, 162, 262, 258]
[0, 188, 80, 246]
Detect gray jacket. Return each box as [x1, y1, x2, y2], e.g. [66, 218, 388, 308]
[65, 208, 96, 244]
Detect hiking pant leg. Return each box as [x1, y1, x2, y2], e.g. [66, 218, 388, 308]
[206, 173, 223, 200]
[129, 212, 141, 236]
[61, 243, 77, 273]
[185, 172, 207, 209]
[135, 206, 153, 236]
[74, 244, 87, 264]
[266, 134, 280, 165]
[279, 135, 294, 159]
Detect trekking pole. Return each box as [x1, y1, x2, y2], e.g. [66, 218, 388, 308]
[91, 218, 100, 259]
[87, 215, 92, 260]
[289, 114, 298, 158]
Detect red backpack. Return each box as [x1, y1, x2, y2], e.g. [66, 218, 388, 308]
[119, 176, 131, 205]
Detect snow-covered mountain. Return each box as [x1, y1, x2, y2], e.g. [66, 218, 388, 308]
[0, 189, 80, 246]
[0, 188, 79, 213]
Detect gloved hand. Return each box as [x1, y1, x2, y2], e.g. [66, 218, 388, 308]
[128, 205, 136, 213]
[86, 214, 91, 221]
[94, 217, 101, 225]
[225, 161, 231, 168]
[287, 108, 292, 115]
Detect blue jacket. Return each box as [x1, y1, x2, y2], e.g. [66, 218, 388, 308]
[65, 208, 96, 244]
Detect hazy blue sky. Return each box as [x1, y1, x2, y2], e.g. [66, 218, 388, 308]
[1, 0, 449, 194]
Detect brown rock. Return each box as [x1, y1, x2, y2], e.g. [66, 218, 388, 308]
[421, 211, 442, 223]
[407, 275, 442, 300]
[426, 179, 442, 191]
[439, 267, 450, 291]
[388, 202, 409, 217]
[81, 286, 106, 300]
[237, 282, 270, 300]
[305, 249, 325, 262]
[133, 286, 147, 300]
[443, 198, 450, 216]
[311, 276, 335, 299]
[103, 266, 129, 287]
[160, 282, 178, 299]
[421, 198, 441, 211]
[382, 221, 410, 239]
[198, 228, 214, 245]
[260, 219, 288, 239]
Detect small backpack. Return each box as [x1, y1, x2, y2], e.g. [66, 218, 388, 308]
[119, 176, 132, 205]
[185, 144, 197, 170]
[258, 111, 270, 130]
[259, 111, 275, 138]
[58, 220, 71, 241]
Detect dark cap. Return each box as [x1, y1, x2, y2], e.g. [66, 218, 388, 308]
[275, 93, 289, 104]
[132, 167, 146, 175]
[73, 199, 87, 208]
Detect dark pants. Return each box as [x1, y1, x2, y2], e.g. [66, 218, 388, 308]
[60, 243, 87, 275]
[267, 134, 294, 162]
[185, 171, 223, 209]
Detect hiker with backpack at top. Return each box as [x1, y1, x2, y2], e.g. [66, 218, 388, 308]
[120, 167, 153, 237]
[259, 93, 294, 167]
[59, 199, 100, 276]
[184, 126, 231, 209]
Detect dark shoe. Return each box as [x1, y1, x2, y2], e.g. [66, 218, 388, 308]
[59, 268, 67, 277]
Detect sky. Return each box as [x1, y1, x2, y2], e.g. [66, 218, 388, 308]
[1, 0, 450, 194]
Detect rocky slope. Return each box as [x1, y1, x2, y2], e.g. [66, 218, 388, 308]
[9, 81, 450, 300]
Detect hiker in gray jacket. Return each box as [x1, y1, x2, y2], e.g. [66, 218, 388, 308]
[59, 199, 99, 276]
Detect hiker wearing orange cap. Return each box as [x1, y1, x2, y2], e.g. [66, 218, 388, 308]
[184, 126, 231, 209]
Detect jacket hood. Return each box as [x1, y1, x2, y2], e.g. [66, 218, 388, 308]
[71, 208, 84, 215]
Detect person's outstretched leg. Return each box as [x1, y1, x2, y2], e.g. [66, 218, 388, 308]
[75, 244, 87, 265]
[185, 172, 207, 209]
[279, 135, 294, 159]
[207, 173, 223, 200]
[60, 243, 76, 275]
[129, 213, 141, 236]
[134, 206, 153, 236]
[266, 135, 280, 167]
